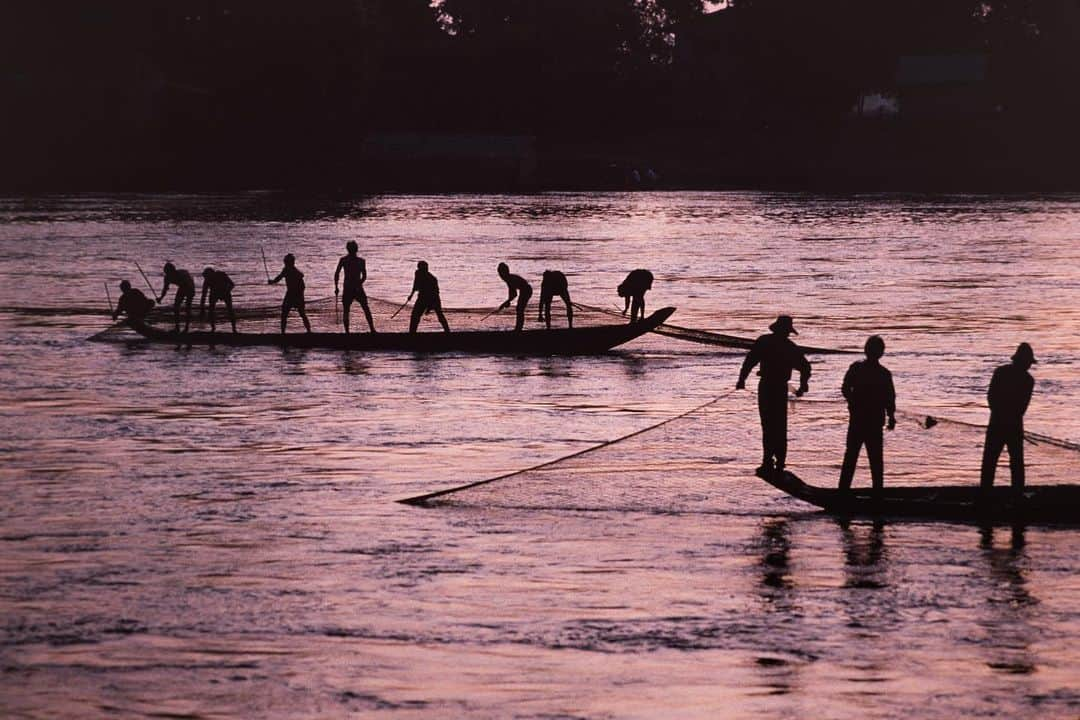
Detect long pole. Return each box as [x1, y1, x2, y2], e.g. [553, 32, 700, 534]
[104, 282, 114, 315]
[134, 261, 155, 296]
[260, 246, 271, 282]
[390, 299, 410, 319]
[480, 305, 503, 321]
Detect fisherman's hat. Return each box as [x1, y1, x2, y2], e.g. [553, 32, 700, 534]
[769, 315, 798, 335]
[1012, 342, 1037, 364]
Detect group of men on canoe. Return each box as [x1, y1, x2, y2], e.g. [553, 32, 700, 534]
[111, 242, 656, 336]
[737, 314, 1036, 495]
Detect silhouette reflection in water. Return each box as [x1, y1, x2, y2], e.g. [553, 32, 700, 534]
[838, 336, 897, 494]
[199, 267, 237, 334]
[737, 315, 811, 476]
[538, 269, 573, 329]
[496, 262, 532, 332]
[406, 260, 450, 334]
[334, 240, 375, 334]
[978, 525, 1037, 677]
[981, 343, 1036, 494]
[617, 268, 653, 323]
[111, 280, 155, 324]
[268, 253, 312, 334]
[752, 519, 806, 702]
[157, 262, 195, 333]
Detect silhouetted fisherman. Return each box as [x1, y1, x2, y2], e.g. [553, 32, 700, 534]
[157, 262, 195, 333]
[406, 260, 450, 334]
[334, 240, 375, 334]
[199, 267, 237, 334]
[112, 280, 154, 324]
[268, 254, 311, 334]
[736, 315, 811, 477]
[838, 335, 897, 494]
[618, 269, 653, 322]
[496, 262, 532, 332]
[980, 343, 1036, 492]
[538, 269, 573, 329]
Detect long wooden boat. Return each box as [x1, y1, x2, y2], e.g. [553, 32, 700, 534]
[761, 469, 1080, 524]
[126, 307, 676, 355]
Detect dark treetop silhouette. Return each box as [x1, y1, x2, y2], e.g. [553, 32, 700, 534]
[407, 260, 450, 334]
[981, 342, 1036, 491]
[199, 267, 237, 334]
[334, 240, 376, 334]
[112, 280, 155, 324]
[268, 253, 312, 334]
[736, 315, 812, 477]
[157, 262, 195, 333]
[838, 335, 897, 494]
[496, 262, 533, 332]
[617, 269, 653, 323]
[539, 270, 573, 329]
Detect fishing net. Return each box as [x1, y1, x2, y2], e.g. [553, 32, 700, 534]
[401, 392, 1080, 514]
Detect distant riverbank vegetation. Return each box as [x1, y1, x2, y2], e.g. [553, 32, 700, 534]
[3, 1, 1078, 191]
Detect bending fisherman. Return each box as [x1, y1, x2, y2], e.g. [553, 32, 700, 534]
[838, 335, 896, 494]
[736, 315, 811, 477]
[199, 267, 237, 334]
[496, 262, 532, 332]
[268, 253, 312, 334]
[406, 260, 450, 334]
[538, 269, 573, 329]
[157, 262, 195, 333]
[334, 240, 375, 334]
[112, 280, 155, 325]
[618, 268, 653, 323]
[980, 343, 1036, 493]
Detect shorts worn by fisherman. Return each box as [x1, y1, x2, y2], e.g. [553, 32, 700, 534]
[980, 343, 1036, 493]
[538, 270, 573, 329]
[617, 269, 653, 323]
[158, 263, 196, 333]
[838, 336, 896, 494]
[113, 281, 154, 325]
[269, 254, 312, 334]
[335, 242, 375, 334]
[199, 267, 237, 334]
[736, 315, 811, 476]
[497, 262, 532, 332]
[409, 261, 450, 334]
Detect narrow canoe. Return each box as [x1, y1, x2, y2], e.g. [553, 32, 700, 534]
[760, 469, 1080, 525]
[127, 307, 676, 355]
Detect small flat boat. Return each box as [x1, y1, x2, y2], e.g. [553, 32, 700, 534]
[126, 307, 676, 355]
[761, 470, 1080, 524]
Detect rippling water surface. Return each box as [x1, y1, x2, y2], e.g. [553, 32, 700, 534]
[1, 192, 1078, 718]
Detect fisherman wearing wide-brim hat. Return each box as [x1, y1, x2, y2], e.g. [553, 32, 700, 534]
[736, 314, 812, 477]
[980, 342, 1037, 492]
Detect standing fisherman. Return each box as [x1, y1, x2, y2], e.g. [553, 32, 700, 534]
[838, 335, 897, 494]
[406, 260, 450, 334]
[334, 240, 375, 334]
[199, 267, 237, 334]
[112, 280, 155, 324]
[538, 269, 573, 329]
[157, 262, 196, 333]
[496, 262, 532, 332]
[736, 315, 812, 477]
[980, 343, 1036, 493]
[618, 269, 653, 323]
[268, 253, 312, 334]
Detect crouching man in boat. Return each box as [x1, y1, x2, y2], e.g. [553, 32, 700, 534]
[980, 343, 1036, 493]
[334, 240, 375, 334]
[157, 262, 196, 334]
[199, 267, 237, 334]
[618, 269, 653, 323]
[406, 260, 450, 334]
[496, 262, 532, 332]
[112, 280, 155, 325]
[538, 270, 573, 329]
[736, 315, 811, 477]
[268, 254, 312, 334]
[838, 335, 896, 495]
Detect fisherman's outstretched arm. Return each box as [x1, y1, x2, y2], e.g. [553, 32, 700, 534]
[796, 354, 812, 392]
[157, 277, 172, 302]
[268, 270, 285, 285]
[841, 362, 857, 400]
[360, 259, 367, 284]
[334, 259, 343, 292]
[736, 345, 761, 387]
[886, 371, 897, 427]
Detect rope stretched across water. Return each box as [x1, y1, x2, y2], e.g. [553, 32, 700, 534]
[397, 389, 738, 506]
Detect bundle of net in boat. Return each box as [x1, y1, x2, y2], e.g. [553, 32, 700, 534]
[404, 393, 1080, 515]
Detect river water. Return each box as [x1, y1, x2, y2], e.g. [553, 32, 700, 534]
[0, 192, 1077, 718]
